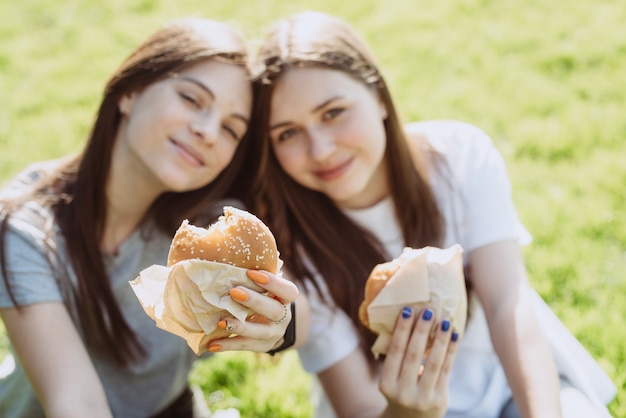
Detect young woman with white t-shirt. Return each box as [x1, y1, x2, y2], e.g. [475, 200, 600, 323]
[246, 11, 616, 418]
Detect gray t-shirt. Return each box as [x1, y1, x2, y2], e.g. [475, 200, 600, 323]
[0, 163, 198, 417]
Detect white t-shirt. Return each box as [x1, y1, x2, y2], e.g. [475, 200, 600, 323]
[297, 120, 615, 418]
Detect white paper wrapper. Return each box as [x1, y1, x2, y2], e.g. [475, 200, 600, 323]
[367, 245, 467, 358]
[129, 259, 264, 355]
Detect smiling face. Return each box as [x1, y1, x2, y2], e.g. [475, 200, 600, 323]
[268, 66, 389, 209]
[115, 59, 252, 194]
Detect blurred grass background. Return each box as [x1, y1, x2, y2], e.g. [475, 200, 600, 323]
[1, 0, 624, 416]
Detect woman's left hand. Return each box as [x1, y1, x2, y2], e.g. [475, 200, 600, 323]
[206, 270, 298, 353]
[379, 307, 459, 418]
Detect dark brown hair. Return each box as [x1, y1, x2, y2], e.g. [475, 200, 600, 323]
[248, 11, 445, 362]
[0, 18, 252, 367]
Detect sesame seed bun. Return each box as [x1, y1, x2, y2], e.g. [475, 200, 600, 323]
[167, 206, 280, 273]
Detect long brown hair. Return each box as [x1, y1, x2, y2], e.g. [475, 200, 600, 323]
[0, 18, 252, 367]
[249, 11, 445, 361]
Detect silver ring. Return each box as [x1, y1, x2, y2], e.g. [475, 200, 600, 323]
[225, 322, 235, 332]
[274, 304, 289, 324]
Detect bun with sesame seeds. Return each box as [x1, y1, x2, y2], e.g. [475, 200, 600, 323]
[167, 206, 280, 273]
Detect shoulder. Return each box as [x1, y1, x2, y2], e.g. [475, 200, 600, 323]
[0, 157, 72, 200]
[404, 120, 504, 179]
[404, 120, 496, 158]
[1, 158, 71, 237]
[1, 199, 57, 259]
[2, 205, 57, 265]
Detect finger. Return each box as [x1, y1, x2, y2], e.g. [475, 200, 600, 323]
[380, 306, 417, 393]
[207, 335, 257, 352]
[229, 286, 288, 324]
[217, 317, 238, 333]
[207, 319, 282, 353]
[246, 270, 299, 304]
[397, 308, 435, 388]
[417, 319, 452, 394]
[435, 330, 460, 392]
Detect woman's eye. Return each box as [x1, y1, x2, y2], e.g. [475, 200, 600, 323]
[223, 124, 240, 141]
[277, 128, 299, 142]
[180, 92, 201, 108]
[322, 108, 344, 121]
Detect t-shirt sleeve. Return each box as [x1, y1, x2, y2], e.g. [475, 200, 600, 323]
[0, 217, 64, 307]
[456, 124, 531, 251]
[297, 281, 360, 374]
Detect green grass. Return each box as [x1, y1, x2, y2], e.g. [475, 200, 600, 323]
[190, 351, 312, 417]
[1, 0, 625, 416]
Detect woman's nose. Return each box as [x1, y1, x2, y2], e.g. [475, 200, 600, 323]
[190, 111, 220, 144]
[309, 129, 337, 161]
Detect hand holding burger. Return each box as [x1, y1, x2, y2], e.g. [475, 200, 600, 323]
[130, 206, 297, 355]
[358, 245, 467, 358]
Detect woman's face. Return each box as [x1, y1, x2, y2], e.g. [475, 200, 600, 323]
[268, 66, 389, 209]
[116, 59, 252, 193]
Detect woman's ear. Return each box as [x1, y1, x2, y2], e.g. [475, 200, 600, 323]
[372, 84, 388, 120]
[378, 99, 388, 120]
[118, 93, 136, 115]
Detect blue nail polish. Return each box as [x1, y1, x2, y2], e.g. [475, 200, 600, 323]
[441, 320, 450, 332]
[402, 306, 412, 319]
[451, 331, 459, 342]
[422, 309, 433, 321]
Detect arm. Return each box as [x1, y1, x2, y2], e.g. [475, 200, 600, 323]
[318, 308, 458, 418]
[318, 347, 386, 418]
[469, 240, 562, 418]
[292, 290, 310, 348]
[1, 303, 112, 418]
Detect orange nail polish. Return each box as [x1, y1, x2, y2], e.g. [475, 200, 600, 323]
[229, 288, 249, 302]
[208, 345, 221, 352]
[217, 320, 227, 330]
[247, 270, 269, 285]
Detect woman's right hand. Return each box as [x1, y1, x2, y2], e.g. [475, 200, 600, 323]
[379, 307, 459, 418]
[206, 270, 299, 353]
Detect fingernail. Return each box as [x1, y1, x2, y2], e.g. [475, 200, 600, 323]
[402, 306, 412, 319]
[452, 331, 459, 342]
[441, 319, 450, 332]
[208, 345, 221, 352]
[247, 270, 269, 285]
[422, 309, 433, 321]
[217, 320, 227, 330]
[229, 288, 249, 302]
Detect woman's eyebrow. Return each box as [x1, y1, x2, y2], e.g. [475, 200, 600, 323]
[312, 96, 342, 113]
[270, 121, 290, 131]
[270, 96, 343, 131]
[179, 76, 249, 123]
[178, 76, 215, 101]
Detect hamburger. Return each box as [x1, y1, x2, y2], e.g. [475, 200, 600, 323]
[358, 245, 467, 358]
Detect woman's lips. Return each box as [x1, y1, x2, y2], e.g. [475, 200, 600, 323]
[314, 157, 353, 181]
[171, 139, 205, 167]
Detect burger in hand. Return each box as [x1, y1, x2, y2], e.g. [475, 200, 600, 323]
[358, 245, 467, 358]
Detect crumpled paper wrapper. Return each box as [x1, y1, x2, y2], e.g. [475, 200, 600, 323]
[129, 259, 264, 355]
[367, 244, 467, 358]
